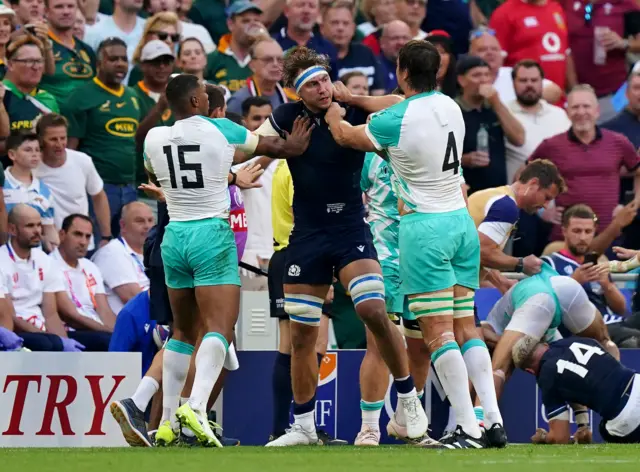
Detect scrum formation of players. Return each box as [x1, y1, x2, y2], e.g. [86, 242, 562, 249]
[110, 40, 640, 449]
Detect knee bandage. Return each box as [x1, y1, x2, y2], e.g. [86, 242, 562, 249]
[284, 294, 324, 327]
[348, 274, 385, 307]
[223, 342, 240, 371]
[453, 294, 475, 319]
[408, 292, 454, 318]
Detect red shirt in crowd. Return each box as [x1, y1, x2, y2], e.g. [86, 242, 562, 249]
[528, 127, 640, 240]
[490, 0, 569, 91]
[564, 0, 638, 97]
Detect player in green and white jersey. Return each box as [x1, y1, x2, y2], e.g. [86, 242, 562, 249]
[325, 40, 502, 449]
[355, 152, 431, 446]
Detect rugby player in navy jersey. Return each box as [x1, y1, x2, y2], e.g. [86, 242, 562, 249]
[513, 336, 640, 444]
[255, 46, 429, 447]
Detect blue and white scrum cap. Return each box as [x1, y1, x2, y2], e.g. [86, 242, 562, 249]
[294, 66, 329, 93]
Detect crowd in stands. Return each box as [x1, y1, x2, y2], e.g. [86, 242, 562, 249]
[1, 0, 640, 356]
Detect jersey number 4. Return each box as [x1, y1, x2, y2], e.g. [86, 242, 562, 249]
[163, 145, 204, 189]
[442, 131, 460, 175]
[556, 342, 605, 378]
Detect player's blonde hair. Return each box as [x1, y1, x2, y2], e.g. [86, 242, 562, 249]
[512, 336, 541, 369]
[132, 12, 182, 65]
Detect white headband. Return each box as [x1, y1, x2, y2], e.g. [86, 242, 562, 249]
[294, 66, 329, 93]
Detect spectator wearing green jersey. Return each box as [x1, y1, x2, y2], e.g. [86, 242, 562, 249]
[205, 1, 263, 93]
[0, 35, 57, 161]
[39, 0, 96, 104]
[131, 40, 174, 193]
[63, 37, 141, 238]
[0, 5, 16, 80]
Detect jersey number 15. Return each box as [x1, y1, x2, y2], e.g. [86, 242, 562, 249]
[556, 342, 605, 378]
[163, 145, 204, 189]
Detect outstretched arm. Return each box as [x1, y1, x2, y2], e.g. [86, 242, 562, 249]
[325, 103, 377, 152]
[332, 81, 403, 113]
[250, 116, 314, 159]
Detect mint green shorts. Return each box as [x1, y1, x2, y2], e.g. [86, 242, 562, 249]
[381, 262, 411, 320]
[161, 218, 240, 289]
[399, 209, 480, 295]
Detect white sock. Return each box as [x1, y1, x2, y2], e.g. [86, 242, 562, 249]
[179, 397, 189, 406]
[294, 410, 316, 432]
[446, 405, 456, 433]
[360, 400, 384, 430]
[432, 343, 482, 439]
[131, 376, 159, 412]
[188, 332, 228, 413]
[162, 340, 194, 430]
[462, 341, 503, 427]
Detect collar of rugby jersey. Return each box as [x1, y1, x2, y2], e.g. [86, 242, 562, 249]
[48, 30, 75, 50]
[217, 33, 252, 68]
[3, 78, 40, 98]
[93, 76, 124, 97]
[7, 238, 33, 264]
[4, 166, 41, 192]
[137, 80, 161, 102]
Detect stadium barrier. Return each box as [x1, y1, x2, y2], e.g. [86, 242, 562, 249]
[0, 353, 141, 447]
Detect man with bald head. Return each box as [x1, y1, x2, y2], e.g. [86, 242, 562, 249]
[0, 204, 85, 351]
[92, 202, 154, 314]
[379, 20, 411, 92]
[468, 27, 562, 105]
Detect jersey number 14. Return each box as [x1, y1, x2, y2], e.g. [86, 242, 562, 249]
[556, 342, 605, 378]
[442, 131, 460, 175]
[163, 145, 204, 189]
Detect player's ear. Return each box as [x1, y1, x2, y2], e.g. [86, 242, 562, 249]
[190, 95, 198, 108]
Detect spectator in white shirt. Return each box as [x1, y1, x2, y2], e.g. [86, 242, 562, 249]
[506, 60, 571, 183]
[34, 113, 112, 249]
[92, 201, 153, 314]
[83, 0, 146, 75]
[0, 204, 84, 351]
[50, 214, 114, 352]
[3, 131, 59, 251]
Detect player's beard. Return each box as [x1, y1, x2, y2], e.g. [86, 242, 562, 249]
[516, 90, 541, 107]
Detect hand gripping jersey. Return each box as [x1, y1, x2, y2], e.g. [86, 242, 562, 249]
[365, 91, 467, 214]
[256, 101, 369, 228]
[143, 115, 258, 222]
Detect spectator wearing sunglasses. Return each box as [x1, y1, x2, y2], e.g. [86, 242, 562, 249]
[39, 0, 96, 104]
[563, 0, 640, 123]
[128, 12, 181, 86]
[489, 0, 569, 100]
[83, 0, 145, 72]
[469, 26, 562, 106]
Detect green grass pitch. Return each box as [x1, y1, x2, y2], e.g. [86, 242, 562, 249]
[4, 445, 640, 472]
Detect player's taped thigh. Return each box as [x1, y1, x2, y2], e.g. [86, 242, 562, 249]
[348, 273, 385, 307]
[284, 294, 324, 327]
[453, 293, 475, 319]
[223, 341, 240, 371]
[408, 291, 454, 318]
[506, 293, 555, 339]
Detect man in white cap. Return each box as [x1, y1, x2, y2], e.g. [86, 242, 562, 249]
[132, 39, 176, 205]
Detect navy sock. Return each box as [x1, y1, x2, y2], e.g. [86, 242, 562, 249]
[293, 396, 316, 416]
[394, 375, 415, 395]
[272, 352, 293, 434]
[317, 353, 324, 367]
